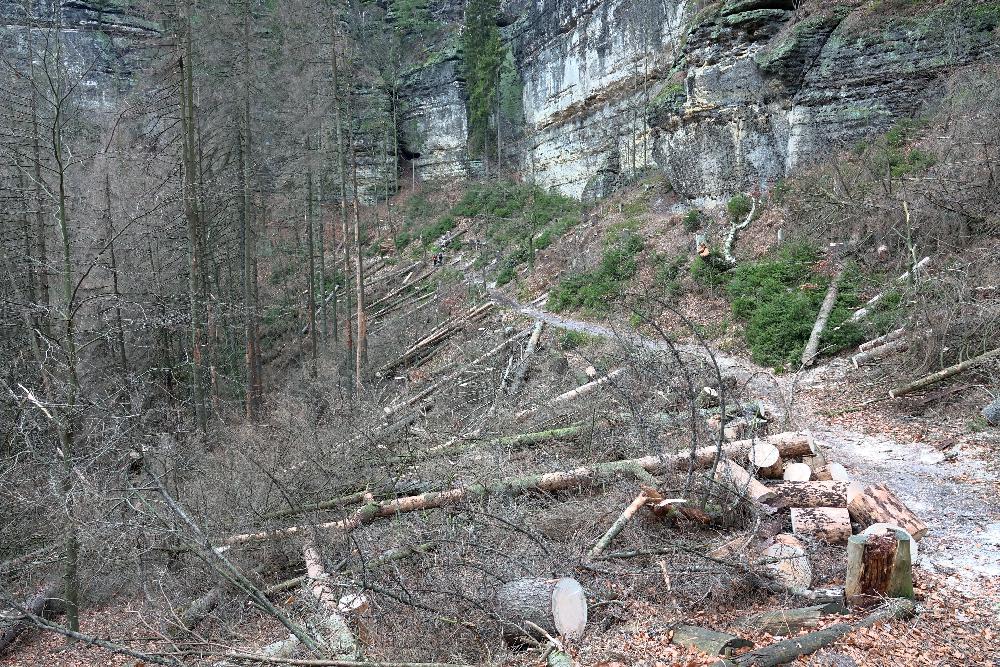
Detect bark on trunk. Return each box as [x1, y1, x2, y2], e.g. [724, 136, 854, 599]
[767, 481, 849, 508]
[739, 602, 846, 636]
[858, 327, 905, 352]
[715, 460, 776, 504]
[851, 338, 908, 368]
[847, 484, 927, 540]
[507, 320, 544, 396]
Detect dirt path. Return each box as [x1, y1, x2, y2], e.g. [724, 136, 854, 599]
[493, 293, 1000, 593]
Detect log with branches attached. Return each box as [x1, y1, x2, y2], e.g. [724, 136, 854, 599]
[766, 481, 849, 508]
[0, 584, 60, 655]
[218, 431, 821, 547]
[378, 301, 496, 375]
[383, 327, 532, 418]
[889, 347, 1000, 398]
[846, 530, 914, 607]
[790, 507, 852, 544]
[497, 578, 587, 642]
[588, 491, 650, 558]
[391, 423, 593, 466]
[507, 320, 544, 396]
[716, 599, 916, 667]
[848, 484, 928, 540]
[801, 269, 843, 367]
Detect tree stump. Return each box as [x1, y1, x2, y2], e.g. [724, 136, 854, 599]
[748, 441, 784, 479]
[845, 531, 914, 607]
[497, 577, 587, 641]
[862, 523, 919, 564]
[791, 507, 852, 544]
[847, 484, 927, 540]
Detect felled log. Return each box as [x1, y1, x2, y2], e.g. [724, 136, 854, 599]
[550, 368, 626, 407]
[384, 327, 532, 418]
[782, 462, 812, 482]
[264, 543, 436, 596]
[858, 327, 905, 352]
[739, 602, 846, 635]
[0, 584, 59, 655]
[508, 320, 544, 396]
[589, 492, 649, 558]
[890, 347, 1000, 399]
[747, 441, 783, 479]
[379, 301, 495, 374]
[790, 507, 852, 544]
[302, 540, 358, 658]
[767, 481, 848, 508]
[723, 599, 916, 666]
[715, 459, 776, 504]
[813, 463, 849, 482]
[846, 531, 914, 607]
[760, 535, 811, 593]
[846, 256, 931, 325]
[851, 338, 908, 368]
[497, 578, 586, 641]
[219, 434, 817, 547]
[847, 484, 927, 540]
[670, 625, 752, 657]
[802, 270, 843, 367]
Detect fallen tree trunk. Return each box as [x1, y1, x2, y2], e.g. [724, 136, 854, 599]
[588, 491, 649, 558]
[858, 327, 906, 352]
[801, 270, 843, 367]
[549, 368, 626, 407]
[790, 507, 852, 544]
[766, 481, 849, 508]
[301, 540, 358, 658]
[497, 577, 587, 641]
[719, 599, 916, 666]
[847, 484, 928, 540]
[219, 432, 818, 547]
[852, 338, 908, 368]
[846, 530, 914, 607]
[265, 543, 436, 596]
[715, 459, 776, 504]
[0, 584, 59, 655]
[890, 347, 1000, 398]
[670, 625, 752, 657]
[384, 327, 532, 418]
[813, 463, 849, 482]
[379, 301, 495, 375]
[738, 602, 846, 635]
[508, 320, 544, 396]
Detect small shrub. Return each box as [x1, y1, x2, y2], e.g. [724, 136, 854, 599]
[683, 209, 703, 232]
[690, 255, 728, 287]
[727, 194, 752, 221]
[558, 330, 591, 350]
[394, 230, 412, 251]
[548, 227, 644, 314]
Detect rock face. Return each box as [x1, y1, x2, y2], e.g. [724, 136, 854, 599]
[6, 0, 998, 202]
[399, 0, 998, 201]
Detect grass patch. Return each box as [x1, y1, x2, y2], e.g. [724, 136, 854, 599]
[558, 330, 594, 350]
[548, 226, 644, 314]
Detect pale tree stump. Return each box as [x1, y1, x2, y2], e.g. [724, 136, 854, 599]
[845, 530, 914, 607]
[497, 577, 587, 641]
